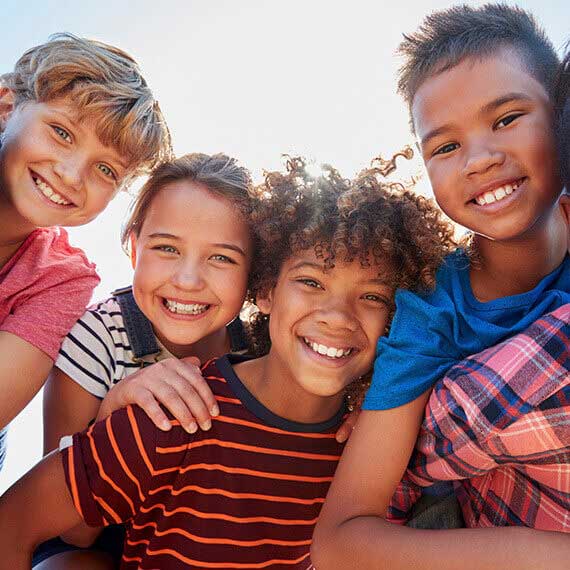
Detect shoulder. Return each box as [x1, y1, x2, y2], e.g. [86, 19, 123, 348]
[7, 228, 99, 294]
[432, 305, 570, 427]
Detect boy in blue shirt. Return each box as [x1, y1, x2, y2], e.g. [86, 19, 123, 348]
[314, 5, 570, 569]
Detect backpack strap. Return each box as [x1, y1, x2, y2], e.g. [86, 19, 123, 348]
[227, 317, 250, 353]
[112, 286, 161, 363]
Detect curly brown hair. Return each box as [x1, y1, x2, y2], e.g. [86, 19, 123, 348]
[247, 155, 457, 361]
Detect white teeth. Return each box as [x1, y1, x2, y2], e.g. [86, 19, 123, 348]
[474, 180, 521, 206]
[304, 338, 352, 359]
[164, 299, 209, 315]
[33, 177, 71, 205]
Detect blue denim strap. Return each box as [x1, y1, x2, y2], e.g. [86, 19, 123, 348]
[112, 286, 161, 362]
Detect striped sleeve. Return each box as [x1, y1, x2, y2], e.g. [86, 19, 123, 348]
[55, 303, 118, 398]
[61, 405, 159, 527]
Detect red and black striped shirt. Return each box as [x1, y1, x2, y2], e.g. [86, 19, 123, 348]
[62, 354, 346, 569]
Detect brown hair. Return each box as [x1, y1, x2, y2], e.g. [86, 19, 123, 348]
[122, 152, 254, 251]
[1, 33, 172, 179]
[397, 4, 559, 130]
[247, 155, 456, 357]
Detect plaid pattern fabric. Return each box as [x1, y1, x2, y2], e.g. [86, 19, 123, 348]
[389, 304, 570, 531]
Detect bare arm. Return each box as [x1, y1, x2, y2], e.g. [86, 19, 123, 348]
[0, 332, 53, 429]
[43, 367, 104, 547]
[312, 401, 570, 570]
[0, 450, 83, 568]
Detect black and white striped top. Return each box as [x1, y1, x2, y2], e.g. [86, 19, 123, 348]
[55, 297, 175, 398]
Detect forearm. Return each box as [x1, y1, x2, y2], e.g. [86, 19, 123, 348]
[0, 450, 83, 559]
[312, 518, 570, 570]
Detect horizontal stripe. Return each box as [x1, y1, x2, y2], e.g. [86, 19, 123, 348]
[147, 483, 325, 505]
[157, 437, 341, 461]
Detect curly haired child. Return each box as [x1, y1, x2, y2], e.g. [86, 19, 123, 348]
[0, 155, 452, 569]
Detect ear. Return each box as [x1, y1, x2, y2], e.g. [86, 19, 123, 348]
[255, 288, 274, 315]
[129, 234, 138, 269]
[0, 88, 15, 130]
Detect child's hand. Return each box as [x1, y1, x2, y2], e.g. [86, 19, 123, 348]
[96, 357, 219, 433]
[335, 409, 360, 443]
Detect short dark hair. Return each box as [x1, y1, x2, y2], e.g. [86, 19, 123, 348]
[398, 4, 559, 127]
[555, 50, 570, 190]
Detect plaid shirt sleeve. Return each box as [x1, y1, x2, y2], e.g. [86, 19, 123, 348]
[390, 304, 570, 530]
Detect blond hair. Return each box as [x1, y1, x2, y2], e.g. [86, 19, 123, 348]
[1, 33, 172, 179]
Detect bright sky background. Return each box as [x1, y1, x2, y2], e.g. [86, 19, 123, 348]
[0, 0, 568, 492]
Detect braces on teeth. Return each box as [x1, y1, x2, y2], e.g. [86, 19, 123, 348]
[164, 299, 209, 315]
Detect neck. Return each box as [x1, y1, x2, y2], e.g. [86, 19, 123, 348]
[234, 354, 345, 424]
[156, 326, 231, 362]
[470, 208, 567, 301]
[0, 185, 35, 270]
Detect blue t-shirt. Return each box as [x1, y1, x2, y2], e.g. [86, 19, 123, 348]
[363, 250, 570, 410]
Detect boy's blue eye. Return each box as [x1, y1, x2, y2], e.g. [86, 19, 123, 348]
[495, 113, 522, 129]
[52, 125, 72, 143]
[433, 142, 459, 156]
[97, 163, 117, 180]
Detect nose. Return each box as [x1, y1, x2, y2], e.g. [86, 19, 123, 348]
[53, 155, 86, 191]
[461, 138, 505, 178]
[171, 257, 205, 291]
[317, 295, 359, 332]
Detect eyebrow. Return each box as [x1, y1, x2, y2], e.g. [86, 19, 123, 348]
[147, 234, 247, 256]
[288, 260, 393, 286]
[420, 92, 533, 148]
[52, 110, 129, 171]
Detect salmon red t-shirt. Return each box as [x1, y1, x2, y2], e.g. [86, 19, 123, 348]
[0, 227, 99, 360]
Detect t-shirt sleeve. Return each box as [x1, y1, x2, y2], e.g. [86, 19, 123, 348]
[55, 307, 117, 398]
[61, 405, 158, 527]
[0, 229, 99, 361]
[363, 287, 460, 410]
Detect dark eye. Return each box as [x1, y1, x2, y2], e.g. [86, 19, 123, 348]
[97, 163, 117, 180]
[433, 142, 459, 156]
[363, 293, 392, 307]
[495, 113, 522, 129]
[154, 245, 178, 254]
[210, 254, 236, 264]
[52, 125, 72, 143]
[298, 278, 322, 289]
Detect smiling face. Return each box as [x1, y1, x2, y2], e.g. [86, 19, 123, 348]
[0, 94, 127, 235]
[131, 180, 252, 359]
[254, 248, 393, 422]
[413, 48, 561, 242]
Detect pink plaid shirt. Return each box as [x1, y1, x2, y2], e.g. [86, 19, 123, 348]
[390, 304, 570, 530]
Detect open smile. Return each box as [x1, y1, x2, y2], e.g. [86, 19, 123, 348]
[31, 172, 73, 207]
[163, 298, 211, 316]
[471, 178, 525, 207]
[302, 336, 355, 359]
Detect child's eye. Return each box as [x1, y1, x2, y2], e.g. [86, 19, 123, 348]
[495, 113, 523, 129]
[154, 245, 178, 254]
[97, 163, 117, 180]
[52, 125, 72, 143]
[433, 142, 459, 156]
[210, 254, 236, 264]
[362, 293, 392, 306]
[298, 278, 323, 289]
